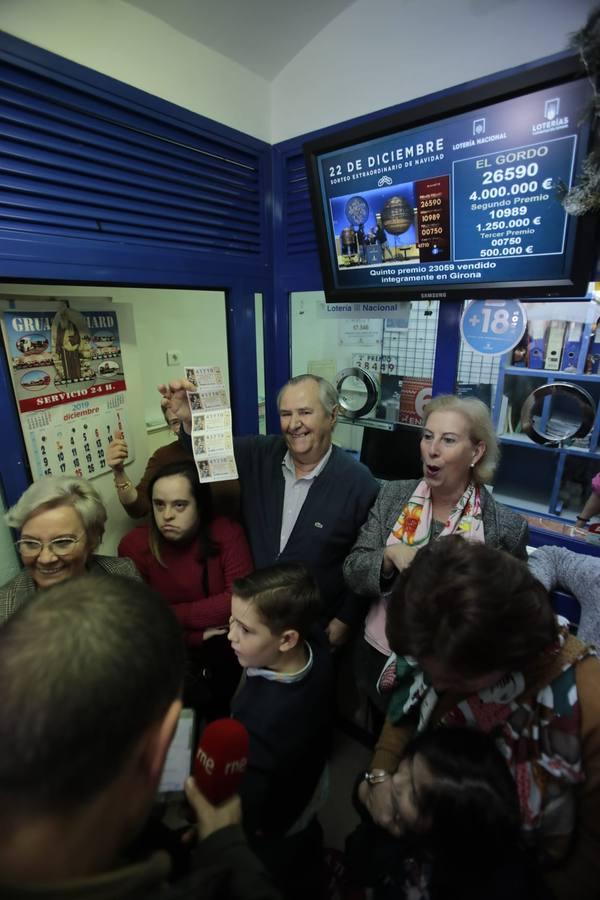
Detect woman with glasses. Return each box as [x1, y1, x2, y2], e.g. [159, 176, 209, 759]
[1, 476, 140, 624]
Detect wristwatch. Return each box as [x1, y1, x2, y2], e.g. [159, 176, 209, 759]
[364, 769, 390, 785]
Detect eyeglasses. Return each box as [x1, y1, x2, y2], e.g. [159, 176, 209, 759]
[15, 536, 84, 558]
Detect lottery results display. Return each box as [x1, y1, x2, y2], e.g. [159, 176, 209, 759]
[2, 306, 133, 481]
[304, 62, 596, 302]
[185, 365, 238, 483]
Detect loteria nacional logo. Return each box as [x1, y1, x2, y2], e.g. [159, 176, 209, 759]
[532, 97, 569, 133]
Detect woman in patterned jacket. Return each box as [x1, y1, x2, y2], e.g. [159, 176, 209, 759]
[358, 537, 600, 900]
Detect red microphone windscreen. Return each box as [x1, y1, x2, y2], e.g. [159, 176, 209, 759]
[193, 717, 249, 805]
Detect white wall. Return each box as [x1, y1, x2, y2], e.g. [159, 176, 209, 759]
[271, 0, 597, 142]
[2, 0, 595, 144]
[1, 0, 271, 141]
[0, 285, 228, 560]
[129, 289, 227, 427]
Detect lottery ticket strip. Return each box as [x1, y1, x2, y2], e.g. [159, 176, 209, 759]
[185, 366, 238, 484]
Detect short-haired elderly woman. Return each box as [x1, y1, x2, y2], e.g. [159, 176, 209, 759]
[344, 394, 528, 719]
[358, 537, 600, 900]
[0, 476, 140, 623]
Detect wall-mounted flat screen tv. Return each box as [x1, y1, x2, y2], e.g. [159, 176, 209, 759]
[304, 56, 598, 303]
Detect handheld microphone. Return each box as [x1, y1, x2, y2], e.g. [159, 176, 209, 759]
[193, 718, 249, 805]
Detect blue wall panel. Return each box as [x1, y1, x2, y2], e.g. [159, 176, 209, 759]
[0, 30, 274, 502]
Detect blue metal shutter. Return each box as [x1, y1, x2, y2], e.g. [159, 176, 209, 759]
[283, 150, 318, 258]
[0, 49, 268, 264]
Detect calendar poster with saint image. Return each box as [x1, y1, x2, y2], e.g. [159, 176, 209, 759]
[1, 306, 134, 481]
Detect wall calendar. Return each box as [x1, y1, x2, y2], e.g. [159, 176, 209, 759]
[1, 305, 134, 481]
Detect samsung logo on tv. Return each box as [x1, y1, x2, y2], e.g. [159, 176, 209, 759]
[421, 292, 448, 298]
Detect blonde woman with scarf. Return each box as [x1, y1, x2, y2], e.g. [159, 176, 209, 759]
[344, 394, 528, 720]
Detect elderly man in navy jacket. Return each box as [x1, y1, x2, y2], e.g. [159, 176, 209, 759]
[160, 374, 379, 647]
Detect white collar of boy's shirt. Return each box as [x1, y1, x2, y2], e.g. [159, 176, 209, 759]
[246, 641, 313, 683]
[282, 445, 332, 481]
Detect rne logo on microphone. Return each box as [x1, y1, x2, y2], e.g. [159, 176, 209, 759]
[225, 758, 247, 775]
[196, 747, 215, 774]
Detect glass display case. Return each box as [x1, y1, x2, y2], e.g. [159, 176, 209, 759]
[289, 291, 600, 545]
[490, 300, 600, 524]
[290, 292, 439, 477]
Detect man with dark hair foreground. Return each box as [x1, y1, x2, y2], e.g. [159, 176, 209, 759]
[0, 574, 280, 900]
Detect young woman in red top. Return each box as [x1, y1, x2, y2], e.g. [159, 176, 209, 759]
[119, 460, 253, 717]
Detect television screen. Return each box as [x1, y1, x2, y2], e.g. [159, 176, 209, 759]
[304, 56, 598, 303]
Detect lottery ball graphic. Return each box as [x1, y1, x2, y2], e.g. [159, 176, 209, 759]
[345, 196, 369, 225]
[381, 196, 414, 235]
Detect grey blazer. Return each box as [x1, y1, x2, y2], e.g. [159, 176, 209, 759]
[0, 555, 141, 625]
[529, 545, 600, 646]
[343, 479, 529, 598]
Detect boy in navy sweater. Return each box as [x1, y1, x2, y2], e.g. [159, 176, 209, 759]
[228, 563, 333, 900]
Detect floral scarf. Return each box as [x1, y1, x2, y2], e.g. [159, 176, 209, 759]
[364, 480, 485, 656]
[388, 478, 485, 547]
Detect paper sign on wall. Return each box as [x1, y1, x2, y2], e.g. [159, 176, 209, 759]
[460, 300, 527, 357]
[2, 306, 133, 481]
